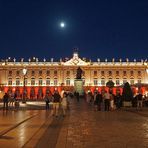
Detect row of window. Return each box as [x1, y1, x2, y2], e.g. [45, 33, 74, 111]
[8, 78, 141, 86]
[94, 70, 141, 76]
[8, 70, 142, 77]
[93, 78, 141, 86]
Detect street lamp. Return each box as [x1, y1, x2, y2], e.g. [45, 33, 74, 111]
[22, 68, 27, 103]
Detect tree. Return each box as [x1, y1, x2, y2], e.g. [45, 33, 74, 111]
[122, 82, 133, 101]
[106, 80, 115, 88]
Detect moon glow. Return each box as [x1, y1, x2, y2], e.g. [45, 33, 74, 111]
[60, 22, 65, 28]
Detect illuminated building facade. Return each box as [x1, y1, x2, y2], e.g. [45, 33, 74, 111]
[0, 52, 148, 99]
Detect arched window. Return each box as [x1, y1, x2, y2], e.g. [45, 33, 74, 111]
[116, 78, 120, 86]
[93, 78, 98, 86]
[16, 78, 20, 86]
[101, 78, 105, 86]
[130, 78, 134, 85]
[46, 78, 50, 86]
[8, 78, 12, 86]
[54, 78, 58, 86]
[31, 78, 35, 86]
[39, 78, 42, 86]
[66, 78, 70, 86]
[24, 78, 27, 86]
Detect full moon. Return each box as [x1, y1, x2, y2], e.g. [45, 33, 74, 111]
[60, 22, 65, 28]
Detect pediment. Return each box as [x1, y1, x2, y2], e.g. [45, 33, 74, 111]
[62, 52, 89, 66]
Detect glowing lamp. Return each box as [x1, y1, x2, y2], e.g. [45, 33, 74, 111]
[23, 68, 27, 75]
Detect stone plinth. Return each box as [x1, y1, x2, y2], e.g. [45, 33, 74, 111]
[74, 79, 84, 95]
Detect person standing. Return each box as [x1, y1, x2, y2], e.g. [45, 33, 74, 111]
[94, 91, 98, 111]
[44, 94, 50, 110]
[103, 91, 111, 111]
[97, 92, 103, 111]
[110, 92, 115, 111]
[61, 92, 68, 116]
[115, 93, 122, 109]
[3, 93, 9, 110]
[52, 91, 61, 117]
[136, 93, 143, 110]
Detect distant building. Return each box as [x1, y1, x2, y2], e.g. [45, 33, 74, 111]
[0, 52, 148, 99]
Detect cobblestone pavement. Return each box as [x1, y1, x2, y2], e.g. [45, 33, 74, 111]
[0, 99, 148, 148]
[35, 99, 148, 148]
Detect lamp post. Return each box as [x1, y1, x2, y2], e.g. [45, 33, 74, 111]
[22, 68, 27, 103]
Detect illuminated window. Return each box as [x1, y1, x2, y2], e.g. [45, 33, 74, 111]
[16, 78, 20, 86]
[101, 78, 105, 86]
[39, 78, 42, 86]
[116, 79, 120, 85]
[31, 78, 35, 86]
[94, 78, 98, 86]
[54, 78, 58, 86]
[8, 78, 12, 86]
[130, 78, 134, 85]
[46, 78, 50, 86]
[24, 78, 27, 85]
[66, 79, 70, 86]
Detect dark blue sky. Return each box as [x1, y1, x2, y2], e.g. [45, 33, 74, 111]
[0, 0, 148, 61]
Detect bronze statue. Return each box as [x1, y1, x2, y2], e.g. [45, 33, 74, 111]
[76, 67, 83, 79]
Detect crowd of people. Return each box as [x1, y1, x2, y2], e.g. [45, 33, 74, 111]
[85, 90, 148, 111]
[2, 89, 148, 113]
[86, 91, 122, 111]
[2, 92, 18, 110]
[44, 90, 70, 117]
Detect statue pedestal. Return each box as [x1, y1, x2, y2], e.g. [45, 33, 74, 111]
[74, 79, 84, 95]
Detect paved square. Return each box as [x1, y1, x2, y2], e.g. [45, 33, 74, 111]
[0, 99, 148, 148]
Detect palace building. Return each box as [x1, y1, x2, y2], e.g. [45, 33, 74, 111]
[0, 52, 148, 99]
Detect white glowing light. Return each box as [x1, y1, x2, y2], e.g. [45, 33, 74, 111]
[60, 22, 65, 28]
[23, 68, 27, 75]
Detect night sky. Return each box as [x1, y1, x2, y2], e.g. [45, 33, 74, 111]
[0, 0, 148, 61]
